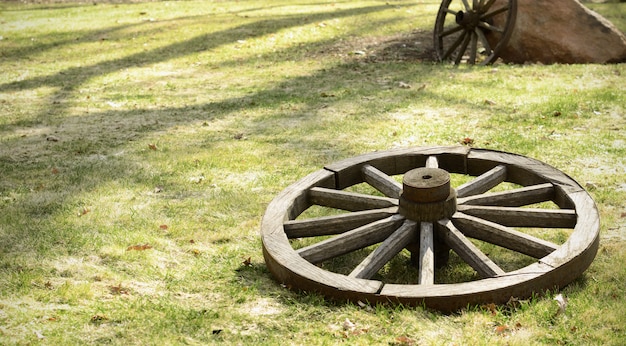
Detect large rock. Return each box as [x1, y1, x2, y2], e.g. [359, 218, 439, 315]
[493, 0, 626, 64]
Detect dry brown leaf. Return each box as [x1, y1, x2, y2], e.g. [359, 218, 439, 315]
[494, 325, 509, 334]
[126, 244, 152, 251]
[159, 224, 168, 230]
[90, 314, 108, 323]
[148, 143, 157, 150]
[242, 257, 252, 266]
[461, 137, 475, 146]
[394, 335, 417, 346]
[483, 302, 497, 315]
[51, 167, 59, 174]
[109, 283, 129, 295]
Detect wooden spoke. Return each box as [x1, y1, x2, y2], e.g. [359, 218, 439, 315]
[443, 30, 468, 60]
[309, 187, 398, 212]
[418, 222, 435, 285]
[481, 0, 497, 11]
[362, 164, 402, 199]
[457, 183, 554, 207]
[426, 156, 439, 168]
[475, 28, 492, 56]
[452, 213, 559, 258]
[454, 31, 472, 65]
[297, 215, 405, 264]
[482, 6, 510, 20]
[438, 219, 505, 278]
[284, 207, 398, 238]
[468, 31, 478, 65]
[456, 165, 506, 198]
[478, 21, 504, 33]
[349, 220, 417, 279]
[457, 205, 577, 228]
[440, 25, 465, 38]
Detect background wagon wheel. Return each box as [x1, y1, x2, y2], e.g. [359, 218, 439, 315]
[261, 147, 599, 312]
[433, 0, 517, 65]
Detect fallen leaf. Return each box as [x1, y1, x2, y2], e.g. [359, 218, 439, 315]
[398, 81, 411, 89]
[90, 314, 108, 323]
[126, 244, 152, 251]
[148, 143, 157, 150]
[154, 186, 163, 193]
[159, 224, 168, 230]
[494, 325, 509, 334]
[553, 111, 562, 117]
[394, 336, 416, 346]
[34, 330, 45, 339]
[78, 207, 90, 216]
[484, 99, 496, 105]
[51, 167, 59, 174]
[46, 135, 60, 142]
[233, 133, 245, 140]
[483, 302, 497, 315]
[461, 137, 475, 146]
[109, 283, 129, 295]
[242, 257, 252, 266]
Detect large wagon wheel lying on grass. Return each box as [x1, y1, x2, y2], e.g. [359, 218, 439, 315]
[434, 0, 517, 65]
[261, 147, 599, 312]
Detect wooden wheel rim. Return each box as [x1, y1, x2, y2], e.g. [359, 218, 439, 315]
[433, 0, 517, 65]
[261, 147, 599, 311]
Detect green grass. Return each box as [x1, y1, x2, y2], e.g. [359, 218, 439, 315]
[1, 0, 626, 344]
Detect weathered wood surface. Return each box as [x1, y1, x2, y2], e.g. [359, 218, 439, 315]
[297, 214, 405, 264]
[452, 213, 559, 258]
[456, 205, 577, 228]
[324, 146, 470, 190]
[438, 219, 505, 278]
[362, 164, 403, 199]
[457, 183, 554, 207]
[418, 222, 435, 285]
[456, 165, 507, 198]
[284, 207, 398, 238]
[308, 187, 398, 212]
[261, 147, 599, 311]
[349, 220, 417, 279]
[261, 169, 383, 296]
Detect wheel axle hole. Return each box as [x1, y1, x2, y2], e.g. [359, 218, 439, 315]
[422, 175, 433, 180]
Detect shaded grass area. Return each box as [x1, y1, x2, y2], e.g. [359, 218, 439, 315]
[1, 0, 626, 344]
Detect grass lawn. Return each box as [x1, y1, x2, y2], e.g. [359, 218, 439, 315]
[1, 0, 625, 344]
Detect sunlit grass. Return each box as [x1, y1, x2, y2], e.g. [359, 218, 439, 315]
[0, 0, 625, 344]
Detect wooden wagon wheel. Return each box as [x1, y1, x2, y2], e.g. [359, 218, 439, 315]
[261, 147, 599, 312]
[433, 0, 517, 65]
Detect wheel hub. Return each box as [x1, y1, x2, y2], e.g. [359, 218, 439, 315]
[455, 10, 481, 29]
[399, 168, 457, 222]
